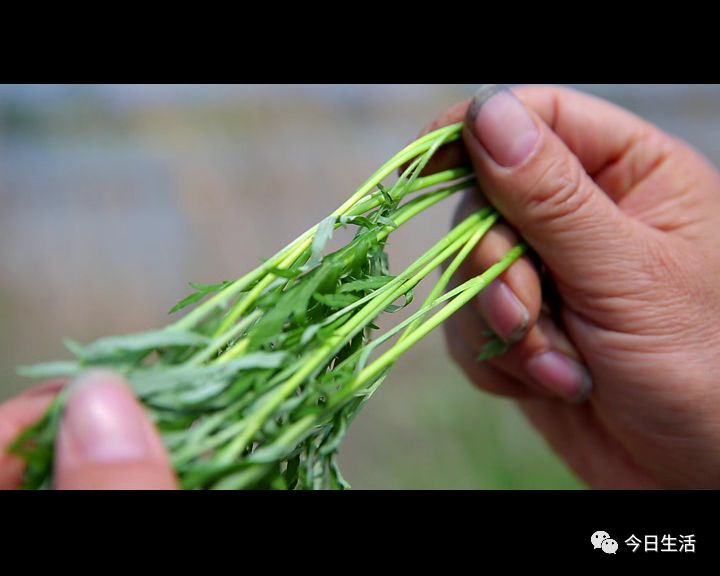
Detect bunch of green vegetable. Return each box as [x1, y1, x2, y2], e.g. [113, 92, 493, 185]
[11, 121, 525, 489]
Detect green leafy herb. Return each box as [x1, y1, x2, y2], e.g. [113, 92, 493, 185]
[169, 281, 233, 314]
[11, 122, 525, 490]
[478, 337, 511, 361]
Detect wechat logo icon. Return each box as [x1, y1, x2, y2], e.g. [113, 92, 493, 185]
[592, 531, 617, 554]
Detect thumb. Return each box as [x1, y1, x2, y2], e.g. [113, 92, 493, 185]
[463, 85, 641, 287]
[55, 371, 178, 490]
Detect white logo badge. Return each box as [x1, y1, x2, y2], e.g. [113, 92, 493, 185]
[601, 539, 618, 554]
[591, 531, 610, 550]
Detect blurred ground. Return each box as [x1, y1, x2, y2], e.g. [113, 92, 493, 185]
[2, 84, 719, 489]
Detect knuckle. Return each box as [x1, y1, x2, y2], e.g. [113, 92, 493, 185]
[523, 154, 594, 225]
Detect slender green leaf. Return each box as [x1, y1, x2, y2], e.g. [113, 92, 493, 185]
[169, 281, 232, 314]
[63, 339, 86, 358]
[248, 417, 314, 464]
[377, 183, 393, 206]
[477, 337, 510, 361]
[17, 361, 81, 379]
[377, 216, 397, 228]
[339, 275, 394, 293]
[300, 324, 321, 346]
[313, 293, 360, 309]
[79, 329, 210, 361]
[308, 215, 336, 265]
[131, 352, 287, 396]
[340, 215, 375, 229]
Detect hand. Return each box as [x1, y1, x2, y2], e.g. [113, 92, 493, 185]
[1, 371, 177, 489]
[428, 85, 720, 489]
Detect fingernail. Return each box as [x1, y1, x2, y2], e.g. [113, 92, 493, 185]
[526, 351, 592, 403]
[476, 280, 529, 343]
[467, 84, 540, 167]
[61, 371, 150, 462]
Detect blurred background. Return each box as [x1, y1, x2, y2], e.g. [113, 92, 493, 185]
[2, 84, 719, 489]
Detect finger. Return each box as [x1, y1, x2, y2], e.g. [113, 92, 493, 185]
[518, 85, 720, 240]
[513, 85, 674, 202]
[511, 315, 593, 403]
[452, 189, 541, 343]
[54, 371, 178, 490]
[444, 325, 530, 398]
[0, 381, 64, 489]
[451, 300, 592, 403]
[470, 223, 540, 343]
[414, 85, 674, 198]
[462, 84, 647, 295]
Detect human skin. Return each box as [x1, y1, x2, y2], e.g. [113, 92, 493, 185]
[0, 372, 177, 489]
[425, 84, 720, 489]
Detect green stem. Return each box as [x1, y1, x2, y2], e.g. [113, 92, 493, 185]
[214, 210, 487, 464]
[172, 123, 464, 333]
[332, 244, 527, 407]
[325, 212, 498, 377]
[315, 204, 492, 330]
[219, 241, 527, 474]
[187, 310, 261, 365]
[211, 127, 459, 338]
[211, 181, 473, 365]
[347, 167, 472, 218]
[398, 212, 499, 343]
